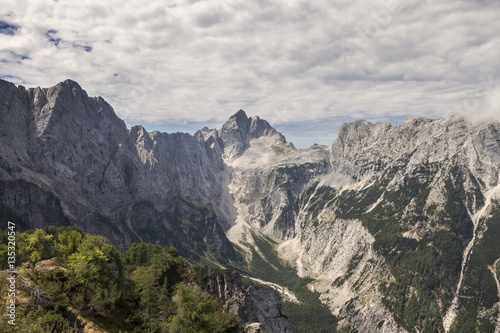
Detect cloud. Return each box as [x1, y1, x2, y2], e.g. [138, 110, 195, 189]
[0, 0, 499, 147]
[482, 88, 500, 122]
[461, 86, 500, 124]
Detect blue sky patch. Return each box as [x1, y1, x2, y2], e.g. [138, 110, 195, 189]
[0, 21, 19, 35]
[45, 30, 61, 47]
[10, 52, 30, 61]
[73, 44, 92, 52]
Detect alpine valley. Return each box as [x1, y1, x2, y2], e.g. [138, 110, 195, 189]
[1, 79, 500, 333]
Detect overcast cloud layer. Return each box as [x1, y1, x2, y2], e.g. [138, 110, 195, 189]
[0, 0, 499, 147]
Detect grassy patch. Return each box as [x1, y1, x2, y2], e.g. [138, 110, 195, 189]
[240, 232, 338, 333]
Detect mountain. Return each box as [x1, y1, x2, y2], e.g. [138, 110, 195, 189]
[0, 79, 236, 263]
[217, 109, 287, 160]
[1, 79, 500, 332]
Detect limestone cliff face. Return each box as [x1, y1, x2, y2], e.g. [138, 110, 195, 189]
[202, 272, 292, 333]
[0, 179, 69, 230]
[225, 114, 500, 332]
[0, 79, 235, 261]
[279, 218, 404, 333]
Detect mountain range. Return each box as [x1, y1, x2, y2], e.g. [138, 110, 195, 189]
[1, 78, 500, 332]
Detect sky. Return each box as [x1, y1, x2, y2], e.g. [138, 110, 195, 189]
[0, 0, 499, 148]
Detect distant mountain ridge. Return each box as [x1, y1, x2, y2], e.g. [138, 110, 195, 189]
[1, 79, 500, 332]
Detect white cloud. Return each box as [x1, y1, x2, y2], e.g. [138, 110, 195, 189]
[0, 0, 499, 147]
[482, 88, 500, 121]
[461, 87, 500, 124]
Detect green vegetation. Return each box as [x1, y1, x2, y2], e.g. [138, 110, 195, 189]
[449, 200, 500, 333]
[127, 198, 239, 265]
[332, 164, 475, 332]
[272, 162, 496, 332]
[303, 185, 337, 227]
[168, 285, 238, 333]
[239, 231, 338, 333]
[0, 227, 239, 332]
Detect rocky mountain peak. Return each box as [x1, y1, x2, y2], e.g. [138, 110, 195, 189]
[195, 126, 220, 143]
[0, 78, 16, 93]
[39, 79, 85, 105]
[331, 115, 480, 159]
[230, 108, 250, 123]
[59, 78, 83, 90]
[401, 116, 433, 127]
[27, 78, 126, 139]
[219, 109, 286, 160]
[332, 119, 392, 156]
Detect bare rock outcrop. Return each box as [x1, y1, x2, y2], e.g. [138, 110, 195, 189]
[202, 271, 292, 333]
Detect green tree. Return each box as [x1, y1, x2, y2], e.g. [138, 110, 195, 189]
[18, 229, 54, 265]
[125, 242, 163, 266]
[129, 244, 189, 317]
[67, 235, 120, 283]
[54, 227, 85, 265]
[168, 285, 238, 333]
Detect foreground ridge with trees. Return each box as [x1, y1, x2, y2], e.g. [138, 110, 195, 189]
[0, 226, 239, 332]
